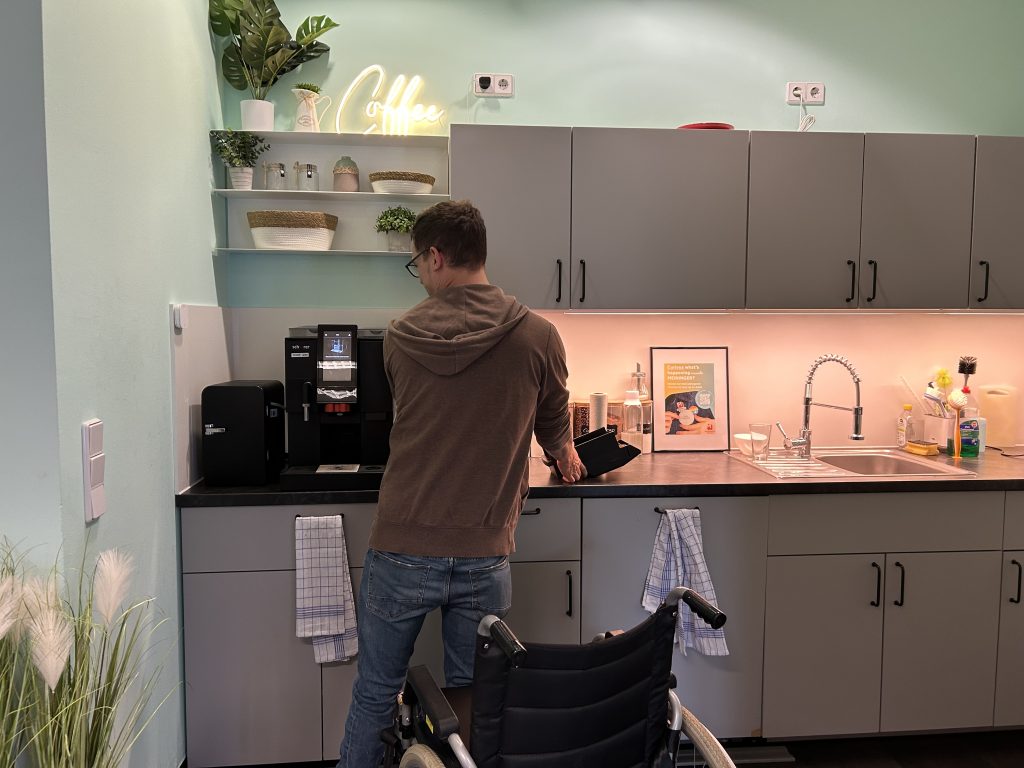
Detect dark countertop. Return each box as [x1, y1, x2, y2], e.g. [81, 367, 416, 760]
[176, 449, 1024, 507]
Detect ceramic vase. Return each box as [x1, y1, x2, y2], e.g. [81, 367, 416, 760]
[292, 89, 332, 132]
[228, 167, 254, 190]
[387, 231, 412, 252]
[241, 99, 274, 132]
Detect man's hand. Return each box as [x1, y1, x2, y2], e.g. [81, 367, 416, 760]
[549, 440, 586, 483]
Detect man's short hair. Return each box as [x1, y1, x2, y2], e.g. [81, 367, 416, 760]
[412, 200, 487, 269]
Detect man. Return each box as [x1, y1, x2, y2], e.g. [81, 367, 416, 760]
[338, 200, 583, 767]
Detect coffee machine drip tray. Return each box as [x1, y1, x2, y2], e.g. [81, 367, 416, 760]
[279, 464, 386, 491]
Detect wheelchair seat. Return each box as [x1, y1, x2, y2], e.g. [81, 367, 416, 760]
[390, 586, 734, 768]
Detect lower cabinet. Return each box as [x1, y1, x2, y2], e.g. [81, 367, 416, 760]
[182, 570, 324, 767]
[763, 551, 1001, 737]
[580, 496, 769, 739]
[762, 492, 1005, 739]
[996, 550, 1024, 727]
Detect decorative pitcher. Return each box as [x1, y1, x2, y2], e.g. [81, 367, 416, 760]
[292, 89, 332, 133]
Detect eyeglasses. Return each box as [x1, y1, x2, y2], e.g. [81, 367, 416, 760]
[405, 248, 430, 278]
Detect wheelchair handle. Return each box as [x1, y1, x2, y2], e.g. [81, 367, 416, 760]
[666, 586, 727, 630]
[478, 615, 528, 667]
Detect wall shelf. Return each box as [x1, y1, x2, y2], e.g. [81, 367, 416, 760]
[214, 189, 449, 204]
[215, 248, 410, 257]
[249, 131, 449, 149]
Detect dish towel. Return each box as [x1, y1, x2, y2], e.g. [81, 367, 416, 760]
[642, 507, 729, 657]
[295, 515, 358, 664]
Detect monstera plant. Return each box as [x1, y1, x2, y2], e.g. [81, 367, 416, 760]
[209, 0, 339, 101]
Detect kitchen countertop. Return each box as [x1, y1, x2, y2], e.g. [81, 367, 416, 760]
[175, 448, 1024, 507]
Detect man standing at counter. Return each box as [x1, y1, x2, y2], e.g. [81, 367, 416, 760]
[338, 200, 584, 767]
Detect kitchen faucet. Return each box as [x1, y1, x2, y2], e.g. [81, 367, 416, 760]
[776, 354, 864, 457]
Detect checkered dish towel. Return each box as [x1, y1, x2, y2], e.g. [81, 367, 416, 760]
[295, 515, 358, 664]
[642, 507, 729, 657]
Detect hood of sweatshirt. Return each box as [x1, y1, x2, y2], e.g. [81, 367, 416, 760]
[387, 284, 529, 376]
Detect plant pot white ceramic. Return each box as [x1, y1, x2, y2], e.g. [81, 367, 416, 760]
[240, 99, 274, 132]
[386, 231, 412, 252]
[229, 167, 254, 190]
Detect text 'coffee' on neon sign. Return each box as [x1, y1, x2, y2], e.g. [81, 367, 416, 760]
[334, 65, 445, 136]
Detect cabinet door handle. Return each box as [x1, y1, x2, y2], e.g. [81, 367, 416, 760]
[566, 570, 573, 617]
[1012, 559, 1022, 604]
[893, 561, 905, 606]
[867, 259, 878, 303]
[846, 260, 857, 303]
[555, 259, 563, 304]
[521, 507, 541, 516]
[871, 561, 881, 607]
[977, 260, 990, 303]
[578, 259, 586, 303]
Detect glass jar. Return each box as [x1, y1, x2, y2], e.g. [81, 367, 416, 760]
[263, 162, 287, 190]
[293, 162, 319, 191]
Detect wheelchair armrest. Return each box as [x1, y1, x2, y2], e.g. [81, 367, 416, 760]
[405, 665, 461, 740]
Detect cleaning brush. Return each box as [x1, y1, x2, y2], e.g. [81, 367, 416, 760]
[958, 355, 977, 389]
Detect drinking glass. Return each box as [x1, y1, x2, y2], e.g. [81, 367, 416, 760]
[749, 423, 772, 461]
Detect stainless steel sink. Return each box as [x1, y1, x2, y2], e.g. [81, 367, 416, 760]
[729, 447, 975, 479]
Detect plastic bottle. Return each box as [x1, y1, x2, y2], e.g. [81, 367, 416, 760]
[630, 363, 653, 454]
[896, 404, 914, 449]
[623, 389, 643, 452]
[958, 407, 981, 458]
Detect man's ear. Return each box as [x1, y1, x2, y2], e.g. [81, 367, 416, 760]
[429, 246, 445, 269]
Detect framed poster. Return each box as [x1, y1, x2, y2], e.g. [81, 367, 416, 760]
[650, 346, 730, 452]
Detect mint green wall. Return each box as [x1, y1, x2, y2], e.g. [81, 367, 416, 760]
[0, 0, 62, 565]
[222, 0, 1024, 135]
[39, 0, 221, 763]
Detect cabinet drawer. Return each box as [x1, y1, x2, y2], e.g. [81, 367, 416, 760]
[512, 498, 581, 562]
[768, 492, 1003, 555]
[180, 504, 376, 573]
[1006, 492, 1024, 549]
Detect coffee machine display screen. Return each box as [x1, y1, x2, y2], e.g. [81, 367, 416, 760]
[317, 326, 358, 402]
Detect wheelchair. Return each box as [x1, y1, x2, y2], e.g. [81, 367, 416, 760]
[381, 586, 736, 768]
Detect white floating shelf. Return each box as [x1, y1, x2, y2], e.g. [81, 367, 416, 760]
[216, 248, 411, 257]
[214, 189, 449, 204]
[235, 130, 449, 149]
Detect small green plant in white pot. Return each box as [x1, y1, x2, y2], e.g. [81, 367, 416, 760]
[211, 129, 270, 190]
[375, 206, 416, 252]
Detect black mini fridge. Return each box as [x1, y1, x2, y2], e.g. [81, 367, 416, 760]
[201, 380, 284, 486]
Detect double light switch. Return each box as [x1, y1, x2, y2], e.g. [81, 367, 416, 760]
[82, 418, 106, 521]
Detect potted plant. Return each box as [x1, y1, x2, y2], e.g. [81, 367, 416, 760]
[1, 543, 168, 767]
[375, 206, 417, 252]
[211, 129, 270, 190]
[209, 0, 339, 131]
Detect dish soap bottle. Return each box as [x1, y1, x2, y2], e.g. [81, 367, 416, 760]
[629, 363, 653, 454]
[623, 389, 643, 452]
[896, 404, 914, 449]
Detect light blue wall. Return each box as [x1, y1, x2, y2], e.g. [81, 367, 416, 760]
[39, 0, 222, 764]
[222, 0, 1024, 135]
[0, 0, 63, 565]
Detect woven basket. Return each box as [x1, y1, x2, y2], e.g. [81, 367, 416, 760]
[247, 210, 338, 250]
[368, 170, 435, 194]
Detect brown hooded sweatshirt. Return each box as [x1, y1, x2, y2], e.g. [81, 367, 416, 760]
[369, 284, 571, 557]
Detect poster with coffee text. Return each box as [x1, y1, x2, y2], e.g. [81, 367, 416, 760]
[650, 346, 729, 451]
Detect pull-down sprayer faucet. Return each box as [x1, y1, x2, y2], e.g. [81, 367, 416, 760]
[776, 354, 864, 457]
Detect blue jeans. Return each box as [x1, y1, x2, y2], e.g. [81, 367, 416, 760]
[337, 549, 511, 768]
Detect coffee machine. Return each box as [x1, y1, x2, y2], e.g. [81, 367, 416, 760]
[280, 324, 393, 490]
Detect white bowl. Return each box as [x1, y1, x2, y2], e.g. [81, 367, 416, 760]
[733, 433, 754, 457]
[370, 179, 434, 194]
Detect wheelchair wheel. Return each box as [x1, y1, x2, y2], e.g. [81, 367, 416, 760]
[399, 743, 446, 768]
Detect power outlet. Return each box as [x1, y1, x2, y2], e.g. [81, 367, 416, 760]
[786, 81, 825, 106]
[473, 72, 514, 98]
